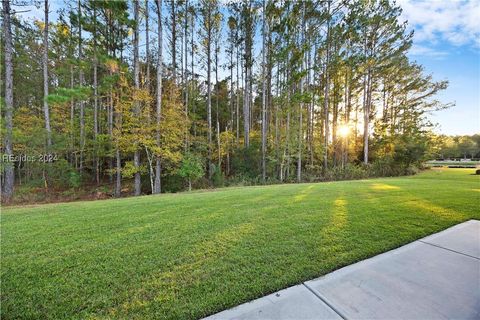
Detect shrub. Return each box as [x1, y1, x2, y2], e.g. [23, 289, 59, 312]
[68, 171, 81, 189]
[211, 165, 224, 188]
[194, 177, 211, 190]
[46, 159, 79, 188]
[230, 145, 261, 179]
[13, 185, 46, 203]
[342, 164, 369, 180]
[314, 160, 417, 182]
[226, 174, 261, 187]
[162, 174, 185, 193]
[405, 165, 420, 176]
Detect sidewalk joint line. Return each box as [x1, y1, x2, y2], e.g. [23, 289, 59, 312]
[419, 240, 479, 260]
[302, 282, 348, 320]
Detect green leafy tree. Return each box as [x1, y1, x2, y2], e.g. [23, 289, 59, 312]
[178, 152, 204, 191]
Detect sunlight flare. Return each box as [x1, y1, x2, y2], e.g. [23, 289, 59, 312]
[338, 125, 350, 138]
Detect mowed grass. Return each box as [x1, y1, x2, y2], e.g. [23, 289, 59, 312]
[2, 168, 479, 319]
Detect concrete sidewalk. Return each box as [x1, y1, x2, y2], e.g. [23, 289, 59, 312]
[204, 220, 480, 320]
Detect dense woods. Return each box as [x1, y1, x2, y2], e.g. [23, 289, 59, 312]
[435, 135, 480, 160]
[1, 0, 455, 202]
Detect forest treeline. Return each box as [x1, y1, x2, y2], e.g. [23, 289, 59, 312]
[1, 0, 453, 203]
[435, 135, 480, 160]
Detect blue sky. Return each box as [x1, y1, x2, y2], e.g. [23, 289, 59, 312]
[399, 0, 480, 135]
[16, 0, 480, 136]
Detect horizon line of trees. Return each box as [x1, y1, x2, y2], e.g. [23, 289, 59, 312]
[1, 0, 452, 203]
[434, 134, 480, 160]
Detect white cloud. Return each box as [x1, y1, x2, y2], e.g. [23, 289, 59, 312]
[409, 44, 448, 58]
[398, 0, 480, 48]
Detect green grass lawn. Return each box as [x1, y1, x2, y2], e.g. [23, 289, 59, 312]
[2, 168, 479, 319]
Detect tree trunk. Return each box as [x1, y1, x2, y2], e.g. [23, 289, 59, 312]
[332, 77, 338, 166]
[297, 1, 306, 183]
[93, 5, 99, 184]
[2, 0, 14, 202]
[363, 70, 371, 164]
[70, 63, 75, 165]
[215, 40, 221, 171]
[145, 0, 150, 90]
[308, 45, 316, 166]
[286, 74, 291, 180]
[170, 0, 177, 81]
[323, 0, 331, 171]
[133, 0, 141, 196]
[108, 88, 114, 182]
[183, 0, 189, 151]
[354, 95, 359, 151]
[206, 4, 212, 179]
[115, 148, 121, 197]
[235, 25, 240, 144]
[266, 25, 273, 143]
[243, 69, 249, 148]
[78, 0, 85, 174]
[154, 0, 163, 194]
[242, 1, 252, 148]
[43, 0, 52, 148]
[275, 60, 280, 178]
[145, 146, 154, 193]
[190, 8, 196, 138]
[229, 21, 234, 146]
[261, 0, 267, 182]
[344, 67, 351, 167]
